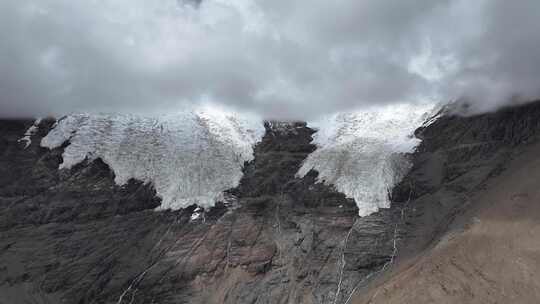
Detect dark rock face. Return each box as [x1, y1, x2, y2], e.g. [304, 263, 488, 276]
[0, 120, 399, 304]
[391, 100, 540, 259]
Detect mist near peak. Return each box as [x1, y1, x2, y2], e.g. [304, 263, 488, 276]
[1, 0, 539, 120]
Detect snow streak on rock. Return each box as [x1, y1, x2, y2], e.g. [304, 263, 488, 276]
[298, 103, 434, 217]
[41, 108, 264, 210]
[18, 118, 42, 149]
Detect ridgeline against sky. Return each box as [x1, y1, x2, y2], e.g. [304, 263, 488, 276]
[1, 0, 539, 119]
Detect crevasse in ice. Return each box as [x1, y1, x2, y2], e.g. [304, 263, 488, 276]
[41, 108, 264, 210]
[298, 103, 436, 217]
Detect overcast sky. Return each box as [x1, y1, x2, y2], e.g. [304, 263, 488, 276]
[1, 0, 539, 119]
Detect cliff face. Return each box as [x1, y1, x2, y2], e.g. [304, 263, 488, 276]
[0, 120, 399, 304]
[2, 100, 540, 304]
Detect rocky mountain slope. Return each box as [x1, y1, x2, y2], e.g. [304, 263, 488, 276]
[352, 100, 540, 303]
[2, 100, 540, 304]
[0, 120, 400, 304]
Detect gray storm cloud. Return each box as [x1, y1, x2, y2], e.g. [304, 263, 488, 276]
[0, 0, 539, 119]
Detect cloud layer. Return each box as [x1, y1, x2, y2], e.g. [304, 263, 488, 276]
[1, 0, 539, 119]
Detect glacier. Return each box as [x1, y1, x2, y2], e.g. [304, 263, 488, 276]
[41, 103, 435, 217]
[41, 108, 265, 210]
[298, 103, 436, 217]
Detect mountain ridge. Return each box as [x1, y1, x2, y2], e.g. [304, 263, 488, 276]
[1, 100, 540, 303]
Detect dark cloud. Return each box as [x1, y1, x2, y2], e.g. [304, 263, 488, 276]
[437, 0, 540, 113]
[0, 0, 539, 119]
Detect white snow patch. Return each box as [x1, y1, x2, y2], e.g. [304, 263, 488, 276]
[298, 103, 436, 217]
[190, 206, 203, 222]
[41, 108, 264, 210]
[18, 118, 42, 149]
[265, 121, 302, 135]
[420, 104, 445, 128]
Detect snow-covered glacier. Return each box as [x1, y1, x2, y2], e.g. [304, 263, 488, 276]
[298, 103, 436, 217]
[41, 108, 264, 210]
[41, 103, 435, 217]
